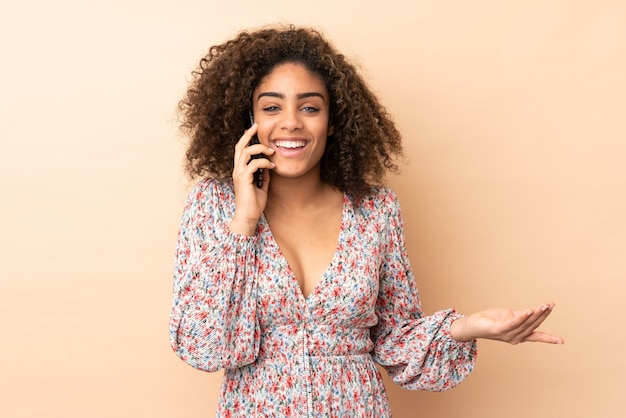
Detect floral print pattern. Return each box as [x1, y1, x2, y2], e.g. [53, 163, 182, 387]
[170, 178, 477, 417]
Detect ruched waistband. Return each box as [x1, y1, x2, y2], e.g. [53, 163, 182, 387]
[257, 323, 374, 359]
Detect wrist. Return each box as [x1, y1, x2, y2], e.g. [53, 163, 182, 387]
[229, 215, 258, 236]
[450, 316, 474, 342]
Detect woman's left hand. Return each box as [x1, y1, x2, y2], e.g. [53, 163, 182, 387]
[450, 302, 564, 345]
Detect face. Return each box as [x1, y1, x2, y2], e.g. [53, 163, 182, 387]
[252, 62, 334, 182]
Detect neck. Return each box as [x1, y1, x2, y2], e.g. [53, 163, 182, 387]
[266, 171, 337, 212]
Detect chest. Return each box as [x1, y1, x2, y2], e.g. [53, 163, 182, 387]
[269, 211, 342, 298]
[255, 210, 384, 327]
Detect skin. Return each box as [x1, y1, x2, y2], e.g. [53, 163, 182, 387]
[451, 302, 564, 344]
[229, 62, 564, 345]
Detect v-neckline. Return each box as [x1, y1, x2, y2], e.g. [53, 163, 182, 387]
[260, 194, 349, 303]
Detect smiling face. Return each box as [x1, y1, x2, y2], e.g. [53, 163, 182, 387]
[252, 62, 334, 183]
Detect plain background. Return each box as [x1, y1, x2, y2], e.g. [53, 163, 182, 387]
[1, 0, 624, 417]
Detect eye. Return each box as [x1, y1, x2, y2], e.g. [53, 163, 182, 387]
[301, 106, 320, 113]
[262, 105, 280, 112]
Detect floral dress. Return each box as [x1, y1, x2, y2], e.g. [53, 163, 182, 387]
[169, 178, 477, 417]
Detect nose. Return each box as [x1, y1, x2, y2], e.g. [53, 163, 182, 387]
[280, 107, 303, 131]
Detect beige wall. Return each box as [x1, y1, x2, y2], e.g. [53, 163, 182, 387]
[1, 1, 624, 417]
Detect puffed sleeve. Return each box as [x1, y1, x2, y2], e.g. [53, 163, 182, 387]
[169, 178, 260, 372]
[370, 189, 477, 391]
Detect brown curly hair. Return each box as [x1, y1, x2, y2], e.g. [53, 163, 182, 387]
[178, 24, 403, 198]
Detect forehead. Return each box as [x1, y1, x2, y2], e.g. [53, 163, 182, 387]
[255, 62, 327, 96]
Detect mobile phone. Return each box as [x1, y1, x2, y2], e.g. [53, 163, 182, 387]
[248, 111, 264, 188]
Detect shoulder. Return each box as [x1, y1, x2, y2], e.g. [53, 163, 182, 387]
[349, 185, 403, 227]
[186, 177, 234, 203]
[182, 177, 235, 216]
[369, 185, 399, 205]
[356, 185, 401, 214]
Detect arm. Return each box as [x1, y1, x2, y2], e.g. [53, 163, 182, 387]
[169, 179, 260, 372]
[370, 190, 477, 392]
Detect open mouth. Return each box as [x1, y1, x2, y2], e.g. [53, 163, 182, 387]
[273, 139, 307, 150]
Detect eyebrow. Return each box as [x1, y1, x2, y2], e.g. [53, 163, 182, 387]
[256, 92, 325, 101]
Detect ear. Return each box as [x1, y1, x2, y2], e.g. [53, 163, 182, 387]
[327, 123, 334, 136]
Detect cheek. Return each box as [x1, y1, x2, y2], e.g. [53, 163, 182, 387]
[256, 126, 271, 145]
[315, 119, 332, 138]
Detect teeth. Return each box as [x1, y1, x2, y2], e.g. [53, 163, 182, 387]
[275, 140, 306, 149]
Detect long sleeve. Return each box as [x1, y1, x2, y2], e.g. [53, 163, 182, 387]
[169, 178, 260, 372]
[370, 190, 477, 391]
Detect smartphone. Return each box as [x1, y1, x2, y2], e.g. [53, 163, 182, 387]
[248, 111, 264, 188]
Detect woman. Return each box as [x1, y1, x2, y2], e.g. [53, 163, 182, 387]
[169, 25, 563, 417]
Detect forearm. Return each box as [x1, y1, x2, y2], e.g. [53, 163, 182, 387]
[170, 231, 260, 371]
[374, 310, 477, 391]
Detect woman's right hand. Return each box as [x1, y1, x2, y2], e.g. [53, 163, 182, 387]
[230, 123, 275, 236]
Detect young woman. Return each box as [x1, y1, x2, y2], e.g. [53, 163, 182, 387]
[169, 25, 563, 417]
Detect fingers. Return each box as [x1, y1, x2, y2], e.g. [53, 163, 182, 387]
[233, 124, 275, 184]
[524, 302, 555, 330]
[234, 123, 257, 151]
[523, 331, 565, 344]
[507, 302, 559, 344]
[520, 302, 564, 344]
[233, 124, 258, 170]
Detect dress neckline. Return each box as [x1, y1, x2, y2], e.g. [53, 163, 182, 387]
[260, 194, 350, 302]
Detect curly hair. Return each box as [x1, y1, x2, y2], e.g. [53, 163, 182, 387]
[178, 24, 403, 198]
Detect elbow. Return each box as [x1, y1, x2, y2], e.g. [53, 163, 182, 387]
[170, 335, 223, 373]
